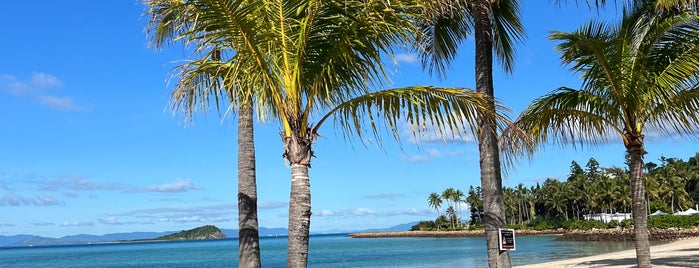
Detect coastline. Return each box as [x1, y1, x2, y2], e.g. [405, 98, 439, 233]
[348, 227, 699, 241]
[348, 229, 564, 238]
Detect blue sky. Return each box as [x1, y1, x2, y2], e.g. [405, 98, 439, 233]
[1, 1, 697, 238]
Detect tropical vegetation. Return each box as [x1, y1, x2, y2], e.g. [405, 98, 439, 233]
[417, 153, 699, 231]
[516, 1, 699, 266]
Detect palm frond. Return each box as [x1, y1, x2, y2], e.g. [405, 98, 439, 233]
[314, 86, 512, 150]
[492, 0, 526, 74]
[415, 0, 472, 78]
[644, 87, 699, 139]
[517, 87, 625, 149]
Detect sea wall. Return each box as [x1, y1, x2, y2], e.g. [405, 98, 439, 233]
[349, 227, 699, 241]
[558, 227, 699, 241]
[348, 229, 565, 238]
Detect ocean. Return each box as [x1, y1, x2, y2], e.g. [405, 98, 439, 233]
[0, 234, 634, 267]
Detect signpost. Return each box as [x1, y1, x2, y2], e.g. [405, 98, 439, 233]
[498, 228, 516, 251]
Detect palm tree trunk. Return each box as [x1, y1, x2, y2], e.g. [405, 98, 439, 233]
[287, 163, 311, 268]
[472, 0, 511, 266]
[628, 141, 651, 267]
[238, 101, 261, 268]
[283, 132, 314, 268]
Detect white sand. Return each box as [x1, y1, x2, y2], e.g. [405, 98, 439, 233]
[515, 237, 699, 268]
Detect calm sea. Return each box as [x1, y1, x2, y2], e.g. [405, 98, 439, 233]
[0, 234, 634, 267]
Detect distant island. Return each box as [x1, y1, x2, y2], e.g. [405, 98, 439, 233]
[125, 225, 226, 242]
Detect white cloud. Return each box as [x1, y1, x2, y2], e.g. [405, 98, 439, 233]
[401, 148, 464, 163]
[313, 207, 432, 218]
[61, 221, 95, 227]
[142, 178, 198, 193]
[112, 203, 235, 225]
[31, 175, 124, 191]
[31, 72, 62, 88]
[37, 95, 81, 111]
[353, 208, 376, 215]
[0, 72, 88, 111]
[0, 193, 64, 206]
[365, 193, 405, 200]
[316, 210, 334, 216]
[395, 53, 417, 64]
[100, 217, 123, 225]
[259, 200, 287, 209]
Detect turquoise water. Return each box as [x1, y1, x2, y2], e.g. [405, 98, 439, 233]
[0, 235, 634, 267]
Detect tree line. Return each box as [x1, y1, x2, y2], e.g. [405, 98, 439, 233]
[419, 152, 699, 230]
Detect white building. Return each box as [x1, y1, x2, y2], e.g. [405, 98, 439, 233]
[584, 213, 632, 223]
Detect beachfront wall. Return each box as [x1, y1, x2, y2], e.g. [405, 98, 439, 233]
[584, 213, 632, 223]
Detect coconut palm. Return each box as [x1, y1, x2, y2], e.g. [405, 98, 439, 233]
[144, 3, 262, 266]
[427, 192, 443, 229]
[145, 1, 514, 266]
[454, 189, 466, 227]
[517, 2, 699, 266]
[467, 186, 484, 224]
[416, 1, 525, 266]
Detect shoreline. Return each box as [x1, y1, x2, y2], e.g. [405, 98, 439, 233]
[348, 227, 699, 241]
[348, 229, 564, 238]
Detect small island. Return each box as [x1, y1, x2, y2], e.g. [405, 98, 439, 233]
[123, 225, 226, 242]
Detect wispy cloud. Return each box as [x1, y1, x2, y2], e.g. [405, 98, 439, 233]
[401, 148, 464, 163]
[60, 221, 95, 227]
[30, 174, 124, 192]
[32, 222, 55, 227]
[364, 193, 405, 200]
[259, 200, 287, 209]
[112, 203, 236, 225]
[141, 178, 198, 193]
[0, 72, 89, 111]
[100, 217, 124, 225]
[395, 53, 417, 64]
[312, 207, 432, 218]
[0, 193, 64, 206]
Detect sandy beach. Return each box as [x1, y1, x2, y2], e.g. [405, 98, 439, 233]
[515, 237, 699, 268]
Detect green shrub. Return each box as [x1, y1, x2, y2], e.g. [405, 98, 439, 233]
[620, 219, 633, 229]
[528, 217, 564, 230]
[607, 220, 619, 228]
[648, 214, 699, 229]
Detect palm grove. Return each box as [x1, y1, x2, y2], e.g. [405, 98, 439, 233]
[144, 0, 699, 268]
[418, 153, 699, 230]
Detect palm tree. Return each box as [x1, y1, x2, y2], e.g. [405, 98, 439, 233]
[454, 189, 466, 227]
[467, 186, 484, 224]
[517, 2, 699, 266]
[416, 1, 525, 266]
[146, 1, 513, 266]
[514, 183, 528, 225]
[442, 188, 457, 211]
[427, 192, 443, 229]
[144, 3, 262, 266]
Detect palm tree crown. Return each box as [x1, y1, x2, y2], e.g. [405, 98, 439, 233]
[146, 1, 515, 267]
[517, 2, 699, 267]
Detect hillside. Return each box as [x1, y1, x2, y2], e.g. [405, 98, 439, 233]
[153, 225, 226, 241]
